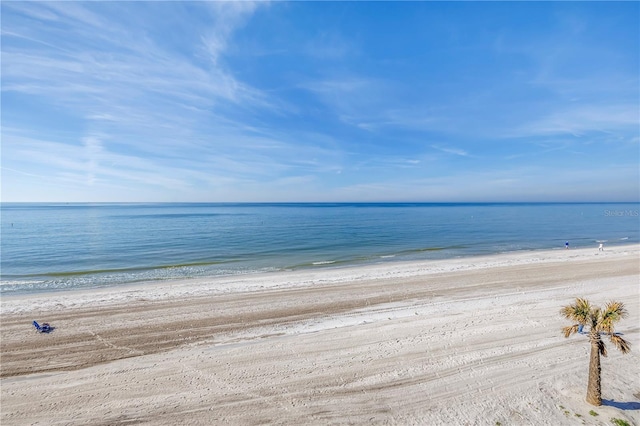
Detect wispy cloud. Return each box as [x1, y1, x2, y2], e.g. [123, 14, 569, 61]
[1, 1, 306, 195]
[83, 136, 103, 185]
[201, 1, 261, 65]
[513, 104, 639, 139]
[2, 2, 270, 114]
[2, 2, 638, 202]
[302, 76, 393, 127]
[430, 145, 470, 157]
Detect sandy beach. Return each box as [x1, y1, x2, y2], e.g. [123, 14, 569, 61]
[2, 245, 639, 425]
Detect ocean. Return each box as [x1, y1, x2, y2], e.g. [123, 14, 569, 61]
[1, 202, 638, 295]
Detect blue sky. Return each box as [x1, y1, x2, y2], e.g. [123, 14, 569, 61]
[2, 1, 638, 202]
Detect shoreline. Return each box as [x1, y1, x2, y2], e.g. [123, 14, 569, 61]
[2, 244, 639, 424]
[2, 238, 637, 296]
[2, 243, 638, 315]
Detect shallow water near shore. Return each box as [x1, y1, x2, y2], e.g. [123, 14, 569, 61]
[2, 202, 638, 294]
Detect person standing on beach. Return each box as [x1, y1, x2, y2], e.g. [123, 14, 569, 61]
[599, 243, 604, 251]
[565, 241, 569, 249]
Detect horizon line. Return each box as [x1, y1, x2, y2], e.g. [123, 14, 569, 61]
[2, 201, 639, 205]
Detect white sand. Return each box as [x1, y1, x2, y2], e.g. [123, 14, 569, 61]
[1, 245, 639, 425]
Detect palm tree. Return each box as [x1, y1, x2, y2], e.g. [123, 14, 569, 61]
[561, 298, 631, 405]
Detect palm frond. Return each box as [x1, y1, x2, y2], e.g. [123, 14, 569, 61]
[605, 301, 628, 318]
[561, 298, 592, 323]
[598, 339, 608, 357]
[562, 324, 580, 338]
[599, 301, 628, 333]
[610, 333, 631, 354]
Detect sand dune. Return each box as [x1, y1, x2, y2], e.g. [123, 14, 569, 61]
[2, 245, 639, 425]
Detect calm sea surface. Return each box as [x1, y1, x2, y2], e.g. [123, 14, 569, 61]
[1, 203, 638, 295]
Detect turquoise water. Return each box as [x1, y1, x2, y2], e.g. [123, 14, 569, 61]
[1, 203, 638, 294]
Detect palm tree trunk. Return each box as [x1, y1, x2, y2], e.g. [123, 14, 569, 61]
[586, 339, 602, 405]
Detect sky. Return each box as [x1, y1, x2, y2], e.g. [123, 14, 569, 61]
[1, 1, 638, 203]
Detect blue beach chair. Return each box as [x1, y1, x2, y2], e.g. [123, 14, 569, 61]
[33, 320, 52, 333]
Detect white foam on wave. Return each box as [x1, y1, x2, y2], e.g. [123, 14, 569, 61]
[312, 261, 336, 265]
[0, 280, 44, 287]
